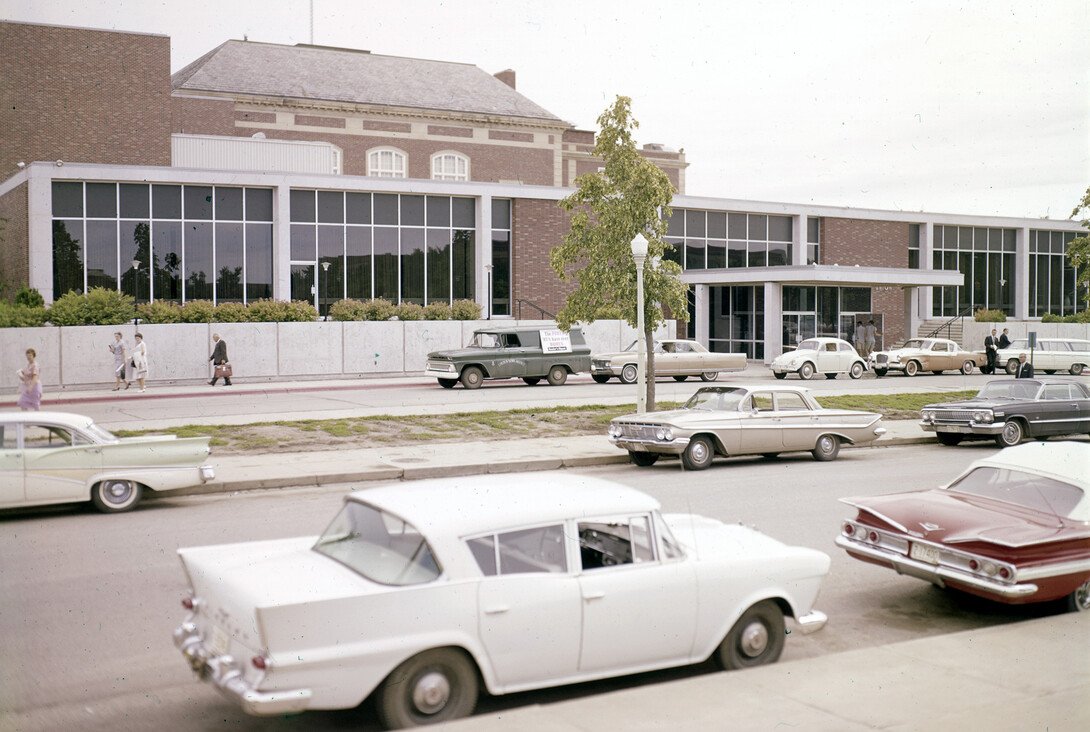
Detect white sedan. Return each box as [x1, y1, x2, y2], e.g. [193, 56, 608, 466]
[174, 474, 829, 728]
[591, 339, 746, 383]
[771, 337, 867, 380]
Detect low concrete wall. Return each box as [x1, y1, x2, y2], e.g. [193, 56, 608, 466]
[0, 319, 674, 392]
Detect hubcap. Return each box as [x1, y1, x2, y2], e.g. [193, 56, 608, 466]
[820, 436, 833, 453]
[691, 442, 708, 462]
[1003, 423, 1020, 444]
[412, 671, 450, 715]
[739, 621, 769, 657]
[106, 481, 132, 502]
[1074, 581, 1090, 611]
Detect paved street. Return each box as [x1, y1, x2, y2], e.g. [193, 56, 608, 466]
[2, 446, 1086, 731]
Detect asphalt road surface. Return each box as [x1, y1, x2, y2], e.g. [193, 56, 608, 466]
[1, 442, 1067, 732]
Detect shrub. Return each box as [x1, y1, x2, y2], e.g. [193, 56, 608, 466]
[213, 302, 250, 322]
[282, 300, 319, 322]
[396, 302, 424, 321]
[48, 287, 135, 326]
[451, 299, 482, 320]
[180, 300, 216, 323]
[423, 302, 453, 320]
[137, 301, 183, 323]
[329, 298, 367, 321]
[14, 286, 45, 309]
[360, 298, 397, 321]
[1043, 311, 1090, 323]
[245, 298, 288, 322]
[974, 308, 1006, 322]
[0, 302, 48, 327]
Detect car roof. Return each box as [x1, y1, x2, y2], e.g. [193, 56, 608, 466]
[0, 411, 95, 428]
[963, 442, 1090, 494]
[693, 383, 811, 394]
[347, 473, 660, 540]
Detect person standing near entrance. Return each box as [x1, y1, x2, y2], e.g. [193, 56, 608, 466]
[984, 329, 999, 375]
[864, 320, 881, 357]
[854, 321, 865, 355]
[998, 328, 1011, 350]
[208, 333, 232, 386]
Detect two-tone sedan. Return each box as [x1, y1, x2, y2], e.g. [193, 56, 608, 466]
[1, 411, 214, 513]
[590, 339, 746, 384]
[174, 474, 829, 728]
[770, 338, 867, 380]
[920, 378, 1090, 447]
[608, 384, 886, 470]
[836, 442, 1090, 612]
[868, 337, 986, 377]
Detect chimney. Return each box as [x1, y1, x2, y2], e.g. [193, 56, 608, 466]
[494, 69, 516, 89]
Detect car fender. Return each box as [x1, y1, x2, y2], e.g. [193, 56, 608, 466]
[458, 362, 493, 378]
[83, 467, 205, 494]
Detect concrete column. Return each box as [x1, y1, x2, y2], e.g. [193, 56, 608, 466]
[764, 282, 783, 362]
[27, 168, 54, 302]
[793, 215, 807, 266]
[694, 284, 709, 345]
[477, 195, 492, 315]
[273, 184, 292, 301]
[904, 287, 919, 344]
[1015, 226, 1030, 319]
[919, 221, 935, 321]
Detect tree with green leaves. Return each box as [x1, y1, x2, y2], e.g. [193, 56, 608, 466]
[1067, 185, 1090, 309]
[552, 96, 688, 411]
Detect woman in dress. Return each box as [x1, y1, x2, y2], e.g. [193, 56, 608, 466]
[132, 333, 148, 392]
[17, 348, 42, 410]
[108, 331, 130, 390]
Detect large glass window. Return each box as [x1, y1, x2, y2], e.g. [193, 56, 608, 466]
[432, 152, 470, 181]
[670, 208, 791, 271]
[931, 224, 1016, 316]
[50, 182, 274, 304]
[491, 199, 511, 316]
[709, 285, 764, 359]
[1030, 229, 1085, 317]
[367, 148, 407, 178]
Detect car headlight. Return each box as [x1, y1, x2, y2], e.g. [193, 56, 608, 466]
[972, 410, 994, 424]
[608, 424, 621, 437]
[654, 427, 674, 441]
[921, 410, 934, 423]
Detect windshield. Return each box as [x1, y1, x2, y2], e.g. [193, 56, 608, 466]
[795, 340, 819, 351]
[977, 381, 1040, 400]
[901, 340, 924, 349]
[948, 466, 1086, 520]
[682, 388, 747, 411]
[313, 501, 441, 585]
[84, 421, 119, 443]
[468, 332, 501, 349]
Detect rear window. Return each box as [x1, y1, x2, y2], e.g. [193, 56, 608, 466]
[314, 502, 441, 585]
[947, 466, 1086, 520]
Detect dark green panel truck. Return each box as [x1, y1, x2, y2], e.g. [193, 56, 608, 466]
[425, 327, 592, 389]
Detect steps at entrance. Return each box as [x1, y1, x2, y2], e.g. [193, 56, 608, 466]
[917, 318, 964, 346]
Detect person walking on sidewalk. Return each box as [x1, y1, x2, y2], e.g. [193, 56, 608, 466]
[108, 332, 130, 390]
[132, 333, 148, 392]
[208, 333, 232, 386]
[17, 348, 42, 410]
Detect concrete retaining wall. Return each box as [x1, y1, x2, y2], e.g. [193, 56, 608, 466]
[0, 319, 673, 392]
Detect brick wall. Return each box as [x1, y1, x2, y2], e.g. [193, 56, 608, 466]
[0, 21, 171, 172]
[0, 184, 29, 293]
[511, 198, 576, 315]
[171, 96, 236, 136]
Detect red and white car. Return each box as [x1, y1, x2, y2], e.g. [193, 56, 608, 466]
[836, 442, 1090, 612]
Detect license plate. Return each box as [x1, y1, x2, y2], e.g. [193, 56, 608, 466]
[209, 625, 231, 657]
[938, 425, 970, 434]
[910, 542, 941, 565]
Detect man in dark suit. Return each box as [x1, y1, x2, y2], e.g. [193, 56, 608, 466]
[998, 328, 1011, 350]
[208, 333, 232, 386]
[984, 329, 999, 375]
[1015, 352, 1034, 378]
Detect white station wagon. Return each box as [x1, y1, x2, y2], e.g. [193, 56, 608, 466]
[998, 338, 1090, 376]
[174, 474, 830, 728]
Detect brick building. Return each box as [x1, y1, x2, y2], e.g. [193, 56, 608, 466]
[1, 19, 1085, 361]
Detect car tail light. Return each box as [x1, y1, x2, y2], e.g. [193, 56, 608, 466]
[968, 559, 979, 571]
[868, 531, 879, 542]
[181, 597, 195, 610]
[252, 655, 269, 670]
[999, 567, 1011, 579]
[843, 523, 855, 536]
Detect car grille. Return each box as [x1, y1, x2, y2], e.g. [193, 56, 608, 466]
[875, 354, 889, 364]
[932, 409, 974, 422]
[615, 423, 662, 440]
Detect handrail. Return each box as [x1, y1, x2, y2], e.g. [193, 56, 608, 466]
[923, 307, 974, 340]
[515, 299, 555, 320]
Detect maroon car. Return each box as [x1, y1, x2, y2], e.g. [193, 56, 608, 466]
[836, 442, 1090, 612]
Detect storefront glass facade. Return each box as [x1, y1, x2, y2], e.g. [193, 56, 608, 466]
[667, 209, 792, 270]
[1029, 229, 1087, 316]
[931, 225, 1015, 316]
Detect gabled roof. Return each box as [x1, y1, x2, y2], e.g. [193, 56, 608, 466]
[171, 40, 566, 124]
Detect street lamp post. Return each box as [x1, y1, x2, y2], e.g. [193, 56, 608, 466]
[321, 260, 331, 320]
[631, 233, 648, 414]
[485, 264, 493, 320]
[131, 260, 141, 319]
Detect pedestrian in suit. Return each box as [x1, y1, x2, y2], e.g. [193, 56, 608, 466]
[208, 333, 232, 386]
[1015, 352, 1034, 378]
[998, 328, 1011, 350]
[984, 329, 999, 375]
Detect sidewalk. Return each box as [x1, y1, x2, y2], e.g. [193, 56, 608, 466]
[178, 422, 932, 497]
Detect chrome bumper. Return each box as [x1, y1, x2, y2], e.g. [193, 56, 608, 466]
[609, 436, 690, 455]
[921, 423, 1004, 436]
[834, 536, 1038, 599]
[424, 366, 459, 378]
[173, 620, 311, 716]
[794, 609, 827, 635]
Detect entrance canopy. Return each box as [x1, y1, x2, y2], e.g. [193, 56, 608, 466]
[681, 265, 963, 288]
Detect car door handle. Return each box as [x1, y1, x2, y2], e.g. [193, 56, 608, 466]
[583, 591, 605, 601]
[483, 605, 509, 615]
[87, 448, 102, 454]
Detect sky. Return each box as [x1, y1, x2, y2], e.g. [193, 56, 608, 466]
[6, 0, 1088, 220]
